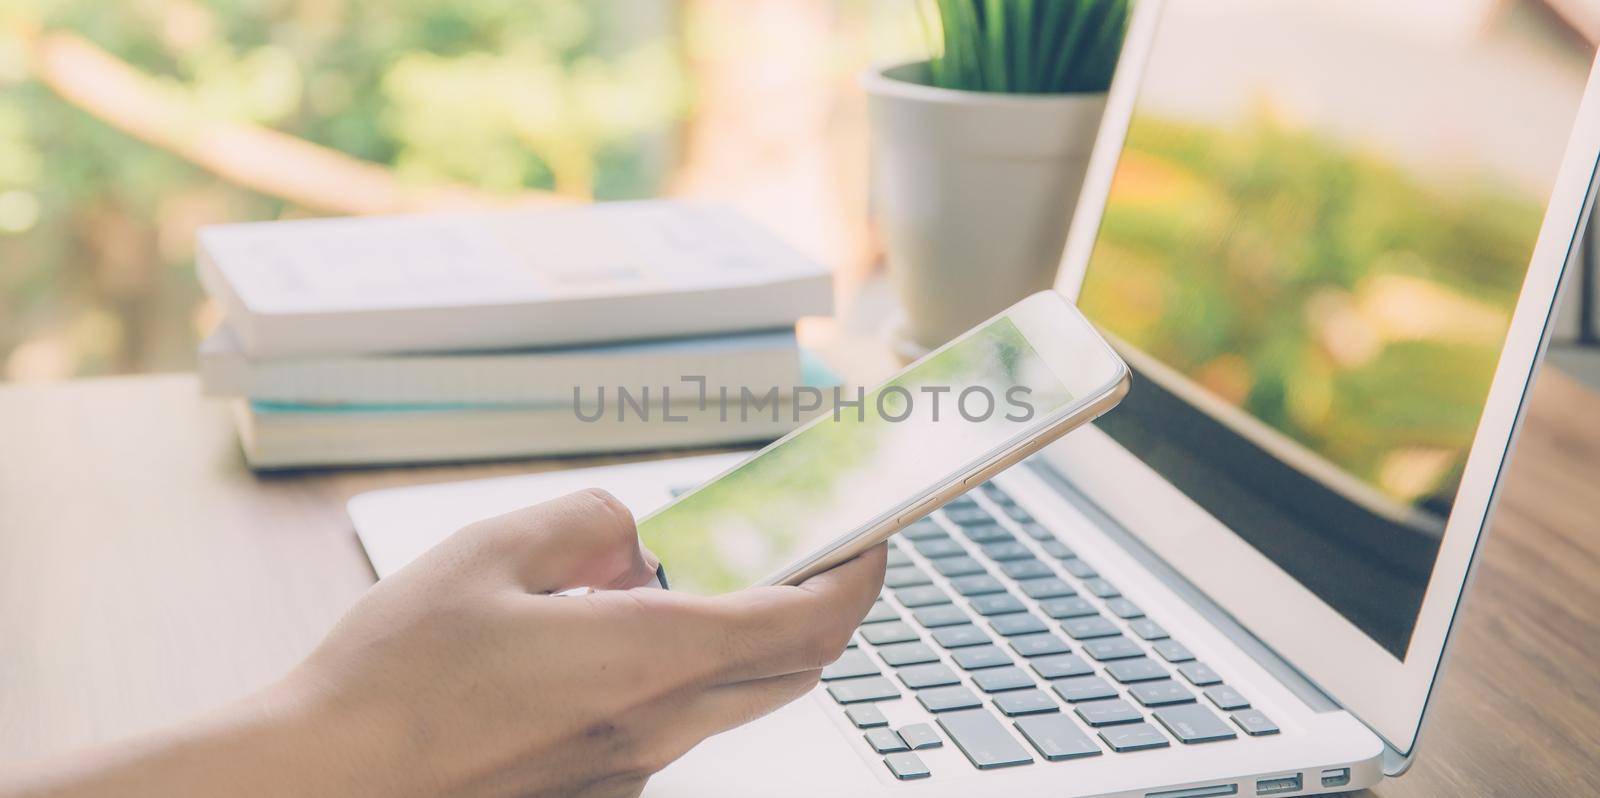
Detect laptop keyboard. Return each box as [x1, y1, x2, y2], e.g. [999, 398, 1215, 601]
[822, 481, 1280, 781]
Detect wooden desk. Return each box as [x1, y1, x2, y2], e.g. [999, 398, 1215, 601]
[1, 370, 1597, 795]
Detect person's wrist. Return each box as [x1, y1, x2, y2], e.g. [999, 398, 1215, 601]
[0, 672, 429, 798]
[231, 673, 431, 798]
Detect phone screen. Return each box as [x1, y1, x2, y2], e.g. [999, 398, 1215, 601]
[638, 316, 1075, 594]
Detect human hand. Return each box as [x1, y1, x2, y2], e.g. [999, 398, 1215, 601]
[274, 488, 887, 798]
[0, 489, 886, 798]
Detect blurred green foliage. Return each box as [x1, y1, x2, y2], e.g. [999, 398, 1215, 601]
[1079, 112, 1544, 509]
[0, 0, 688, 378]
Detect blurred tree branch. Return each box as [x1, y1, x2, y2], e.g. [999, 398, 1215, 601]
[19, 28, 568, 215]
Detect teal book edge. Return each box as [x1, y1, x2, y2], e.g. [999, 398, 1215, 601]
[249, 348, 844, 416]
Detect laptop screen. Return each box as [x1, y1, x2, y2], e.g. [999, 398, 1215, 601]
[1076, 0, 1593, 658]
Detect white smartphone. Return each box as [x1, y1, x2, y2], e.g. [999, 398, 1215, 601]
[637, 290, 1129, 593]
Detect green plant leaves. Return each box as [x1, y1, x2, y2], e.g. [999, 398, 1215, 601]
[924, 0, 1129, 94]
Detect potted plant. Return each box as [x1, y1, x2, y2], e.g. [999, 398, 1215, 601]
[864, 0, 1131, 356]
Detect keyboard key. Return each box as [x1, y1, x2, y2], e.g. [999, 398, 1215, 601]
[1204, 685, 1251, 711]
[917, 685, 983, 713]
[938, 708, 1035, 770]
[1106, 657, 1169, 684]
[980, 541, 1033, 561]
[1030, 653, 1094, 679]
[962, 523, 1014, 544]
[1062, 616, 1120, 640]
[980, 483, 1015, 505]
[865, 727, 909, 753]
[1153, 704, 1237, 744]
[878, 642, 941, 667]
[886, 546, 912, 567]
[1083, 578, 1120, 598]
[949, 574, 1007, 596]
[1051, 675, 1118, 703]
[897, 723, 943, 750]
[862, 600, 900, 624]
[1129, 619, 1169, 640]
[990, 614, 1049, 637]
[822, 650, 880, 681]
[1230, 708, 1280, 736]
[1083, 636, 1144, 661]
[998, 559, 1054, 580]
[882, 751, 931, 781]
[895, 585, 952, 608]
[1128, 680, 1195, 707]
[846, 634, 860, 649]
[1061, 558, 1099, 579]
[972, 666, 1035, 693]
[1018, 522, 1054, 541]
[943, 506, 994, 526]
[1015, 714, 1103, 761]
[1153, 640, 1195, 663]
[913, 537, 966, 559]
[898, 662, 962, 689]
[932, 557, 988, 578]
[1178, 662, 1223, 686]
[1038, 539, 1075, 559]
[846, 704, 889, 728]
[1009, 633, 1071, 658]
[1104, 598, 1143, 619]
[969, 593, 1027, 616]
[912, 605, 970, 628]
[931, 624, 990, 649]
[861, 622, 919, 646]
[994, 689, 1059, 717]
[884, 566, 932, 589]
[1017, 577, 1076, 599]
[1039, 596, 1099, 619]
[1002, 505, 1033, 522]
[952, 645, 1012, 670]
[901, 520, 946, 541]
[1074, 698, 1143, 727]
[828, 676, 899, 704]
[1098, 722, 1170, 752]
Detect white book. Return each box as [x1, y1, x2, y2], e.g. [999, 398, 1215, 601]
[199, 324, 802, 405]
[197, 201, 832, 358]
[231, 398, 805, 470]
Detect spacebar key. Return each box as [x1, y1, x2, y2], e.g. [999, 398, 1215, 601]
[936, 709, 1035, 769]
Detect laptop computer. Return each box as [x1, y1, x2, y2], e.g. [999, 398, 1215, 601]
[348, 1, 1600, 794]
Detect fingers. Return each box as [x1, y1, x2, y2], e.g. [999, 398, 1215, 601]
[687, 669, 822, 736]
[560, 544, 884, 699]
[610, 669, 824, 782]
[792, 542, 889, 608]
[697, 543, 888, 683]
[518, 548, 883, 783]
[464, 488, 661, 594]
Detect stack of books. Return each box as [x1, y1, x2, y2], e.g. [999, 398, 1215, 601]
[196, 201, 833, 469]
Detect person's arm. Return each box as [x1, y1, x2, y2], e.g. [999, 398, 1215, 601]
[1, 488, 887, 798]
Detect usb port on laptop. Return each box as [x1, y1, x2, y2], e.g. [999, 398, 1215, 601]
[1255, 774, 1302, 795]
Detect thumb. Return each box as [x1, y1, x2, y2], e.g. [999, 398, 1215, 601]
[466, 488, 660, 594]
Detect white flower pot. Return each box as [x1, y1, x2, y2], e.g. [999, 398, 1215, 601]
[863, 61, 1107, 355]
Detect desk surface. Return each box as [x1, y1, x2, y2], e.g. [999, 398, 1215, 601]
[2, 369, 1597, 796]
